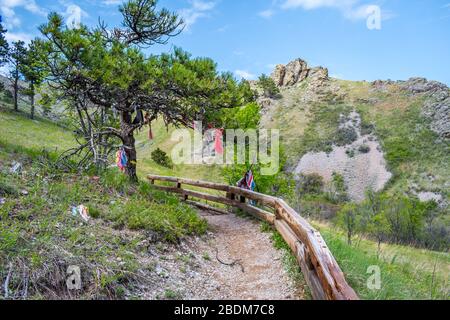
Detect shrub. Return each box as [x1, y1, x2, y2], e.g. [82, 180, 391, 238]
[335, 127, 358, 146]
[297, 173, 324, 195]
[346, 149, 355, 158]
[358, 144, 371, 153]
[361, 122, 375, 136]
[325, 172, 348, 203]
[336, 203, 360, 245]
[151, 148, 173, 169]
[0, 177, 18, 196]
[384, 138, 413, 168]
[3, 90, 13, 104]
[258, 74, 280, 98]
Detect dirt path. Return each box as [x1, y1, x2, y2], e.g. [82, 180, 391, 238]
[183, 210, 304, 300]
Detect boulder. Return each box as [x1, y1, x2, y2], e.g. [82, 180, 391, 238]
[400, 77, 448, 94]
[423, 91, 450, 139]
[271, 59, 309, 87]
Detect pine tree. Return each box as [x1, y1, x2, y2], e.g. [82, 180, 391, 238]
[20, 40, 47, 119]
[38, 0, 253, 180]
[0, 16, 9, 66]
[258, 74, 280, 98]
[9, 41, 27, 111]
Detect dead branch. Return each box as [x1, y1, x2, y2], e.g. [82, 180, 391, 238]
[215, 248, 244, 273]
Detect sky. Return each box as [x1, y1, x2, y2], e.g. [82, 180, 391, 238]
[1, 0, 450, 84]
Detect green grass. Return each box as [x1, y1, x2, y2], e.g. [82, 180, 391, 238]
[0, 104, 223, 184]
[0, 142, 207, 299]
[0, 106, 75, 153]
[135, 118, 224, 182]
[314, 222, 449, 300]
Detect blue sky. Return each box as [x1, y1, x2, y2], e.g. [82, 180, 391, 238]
[1, 0, 450, 84]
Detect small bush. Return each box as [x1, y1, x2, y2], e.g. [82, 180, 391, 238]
[325, 172, 348, 203]
[88, 205, 101, 219]
[297, 173, 324, 195]
[346, 149, 355, 158]
[361, 122, 375, 136]
[358, 144, 371, 154]
[151, 148, 173, 169]
[258, 74, 280, 98]
[335, 127, 358, 146]
[384, 138, 413, 168]
[2, 90, 13, 104]
[0, 177, 19, 196]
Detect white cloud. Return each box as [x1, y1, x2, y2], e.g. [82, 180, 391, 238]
[180, 0, 216, 30]
[5, 31, 32, 43]
[280, 0, 393, 22]
[65, 4, 88, 29]
[281, 0, 356, 10]
[0, 0, 46, 29]
[259, 9, 275, 18]
[235, 70, 256, 80]
[102, 0, 123, 5]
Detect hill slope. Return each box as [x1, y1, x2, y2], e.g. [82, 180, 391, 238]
[257, 59, 449, 205]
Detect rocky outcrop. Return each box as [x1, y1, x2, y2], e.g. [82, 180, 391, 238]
[271, 59, 309, 87]
[307, 67, 329, 88]
[399, 77, 448, 94]
[423, 88, 450, 139]
[400, 78, 450, 139]
[371, 78, 450, 139]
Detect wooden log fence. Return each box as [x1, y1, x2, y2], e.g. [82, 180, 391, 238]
[147, 174, 358, 300]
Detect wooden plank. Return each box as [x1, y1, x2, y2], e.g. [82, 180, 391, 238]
[182, 189, 234, 206]
[185, 200, 230, 216]
[183, 190, 275, 224]
[276, 199, 358, 300]
[235, 203, 276, 225]
[275, 219, 326, 300]
[148, 175, 230, 192]
[150, 185, 183, 194]
[228, 186, 277, 207]
[147, 175, 278, 207]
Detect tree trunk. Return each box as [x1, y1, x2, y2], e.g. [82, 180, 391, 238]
[30, 82, 35, 120]
[13, 73, 18, 112]
[120, 111, 138, 182]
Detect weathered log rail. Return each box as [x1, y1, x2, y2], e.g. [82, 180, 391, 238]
[147, 174, 359, 300]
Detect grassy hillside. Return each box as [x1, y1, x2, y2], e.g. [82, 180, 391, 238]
[262, 78, 449, 198]
[314, 221, 448, 300]
[134, 119, 224, 182]
[0, 106, 208, 299]
[0, 101, 222, 182]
